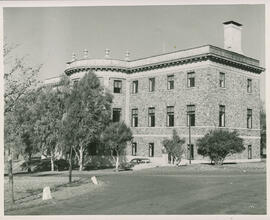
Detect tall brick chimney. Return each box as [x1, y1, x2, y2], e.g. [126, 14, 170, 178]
[223, 21, 243, 54]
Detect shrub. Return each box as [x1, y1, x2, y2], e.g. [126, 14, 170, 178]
[197, 129, 245, 165]
[162, 129, 185, 164]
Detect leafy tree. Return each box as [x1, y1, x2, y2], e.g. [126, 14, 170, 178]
[260, 103, 266, 158]
[4, 43, 42, 203]
[11, 89, 41, 172]
[101, 122, 133, 171]
[162, 129, 185, 164]
[63, 71, 112, 171]
[197, 129, 245, 165]
[33, 84, 66, 171]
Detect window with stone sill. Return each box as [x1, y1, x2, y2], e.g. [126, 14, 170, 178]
[148, 107, 155, 127]
[132, 142, 137, 156]
[132, 80, 138, 94]
[149, 77, 155, 92]
[248, 145, 252, 159]
[187, 71, 195, 88]
[187, 105, 195, 126]
[247, 79, 252, 93]
[167, 75, 174, 90]
[131, 108, 138, 127]
[219, 72, 225, 88]
[247, 109, 252, 129]
[113, 80, 122, 93]
[219, 105, 225, 127]
[167, 106, 174, 127]
[149, 143, 154, 157]
[112, 108, 121, 122]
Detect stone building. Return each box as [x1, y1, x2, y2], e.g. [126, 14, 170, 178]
[45, 21, 264, 163]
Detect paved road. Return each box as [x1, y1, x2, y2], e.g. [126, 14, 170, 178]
[7, 167, 266, 215]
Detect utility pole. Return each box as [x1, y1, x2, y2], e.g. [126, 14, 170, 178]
[188, 114, 192, 165]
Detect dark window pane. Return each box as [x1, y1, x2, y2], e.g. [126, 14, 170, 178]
[149, 78, 155, 92]
[219, 105, 225, 127]
[132, 143, 137, 156]
[167, 75, 174, 90]
[113, 108, 121, 122]
[248, 145, 252, 159]
[114, 80, 122, 93]
[131, 108, 138, 127]
[167, 106, 174, 127]
[247, 109, 252, 128]
[132, 80, 138, 94]
[219, 72, 225, 88]
[187, 72, 195, 87]
[247, 79, 252, 93]
[148, 107, 155, 127]
[187, 105, 195, 126]
[149, 143, 154, 157]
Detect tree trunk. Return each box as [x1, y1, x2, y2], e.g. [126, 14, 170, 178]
[79, 145, 84, 171]
[8, 150, 14, 204]
[171, 155, 174, 164]
[115, 152, 119, 172]
[27, 152, 32, 173]
[50, 154, 54, 172]
[69, 146, 73, 183]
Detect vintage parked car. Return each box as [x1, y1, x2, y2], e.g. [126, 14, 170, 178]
[130, 158, 151, 165]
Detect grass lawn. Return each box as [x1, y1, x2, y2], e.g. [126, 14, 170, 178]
[4, 172, 87, 212]
[5, 162, 266, 215]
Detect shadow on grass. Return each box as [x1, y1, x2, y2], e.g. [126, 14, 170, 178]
[203, 162, 237, 166]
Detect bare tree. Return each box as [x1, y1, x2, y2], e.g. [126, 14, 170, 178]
[4, 43, 42, 203]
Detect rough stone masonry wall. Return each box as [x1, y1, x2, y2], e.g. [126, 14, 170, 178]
[126, 61, 261, 160]
[127, 62, 215, 158]
[206, 62, 261, 159]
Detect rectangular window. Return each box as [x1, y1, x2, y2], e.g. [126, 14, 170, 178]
[132, 143, 137, 156]
[188, 144, 194, 160]
[112, 108, 121, 122]
[149, 143, 154, 157]
[132, 80, 138, 94]
[219, 72, 225, 88]
[149, 78, 155, 92]
[248, 145, 252, 159]
[187, 71, 195, 87]
[247, 79, 252, 93]
[187, 105, 195, 126]
[247, 109, 252, 129]
[219, 105, 225, 127]
[113, 80, 122, 93]
[167, 75, 174, 90]
[131, 108, 138, 127]
[167, 106, 174, 127]
[148, 107, 155, 127]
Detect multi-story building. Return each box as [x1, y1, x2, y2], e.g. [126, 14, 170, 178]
[46, 21, 264, 163]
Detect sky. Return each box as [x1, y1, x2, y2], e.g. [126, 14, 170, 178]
[3, 5, 265, 99]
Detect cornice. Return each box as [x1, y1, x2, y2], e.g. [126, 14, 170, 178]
[64, 45, 264, 76]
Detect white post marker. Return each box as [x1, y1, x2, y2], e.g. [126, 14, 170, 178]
[91, 176, 98, 185]
[42, 186, 52, 200]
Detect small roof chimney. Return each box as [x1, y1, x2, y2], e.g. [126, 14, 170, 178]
[105, 48, 110, 59]
[83, 49, 88, 59]
[125, 50, 130, 61]
[223, 21, 243, 54]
